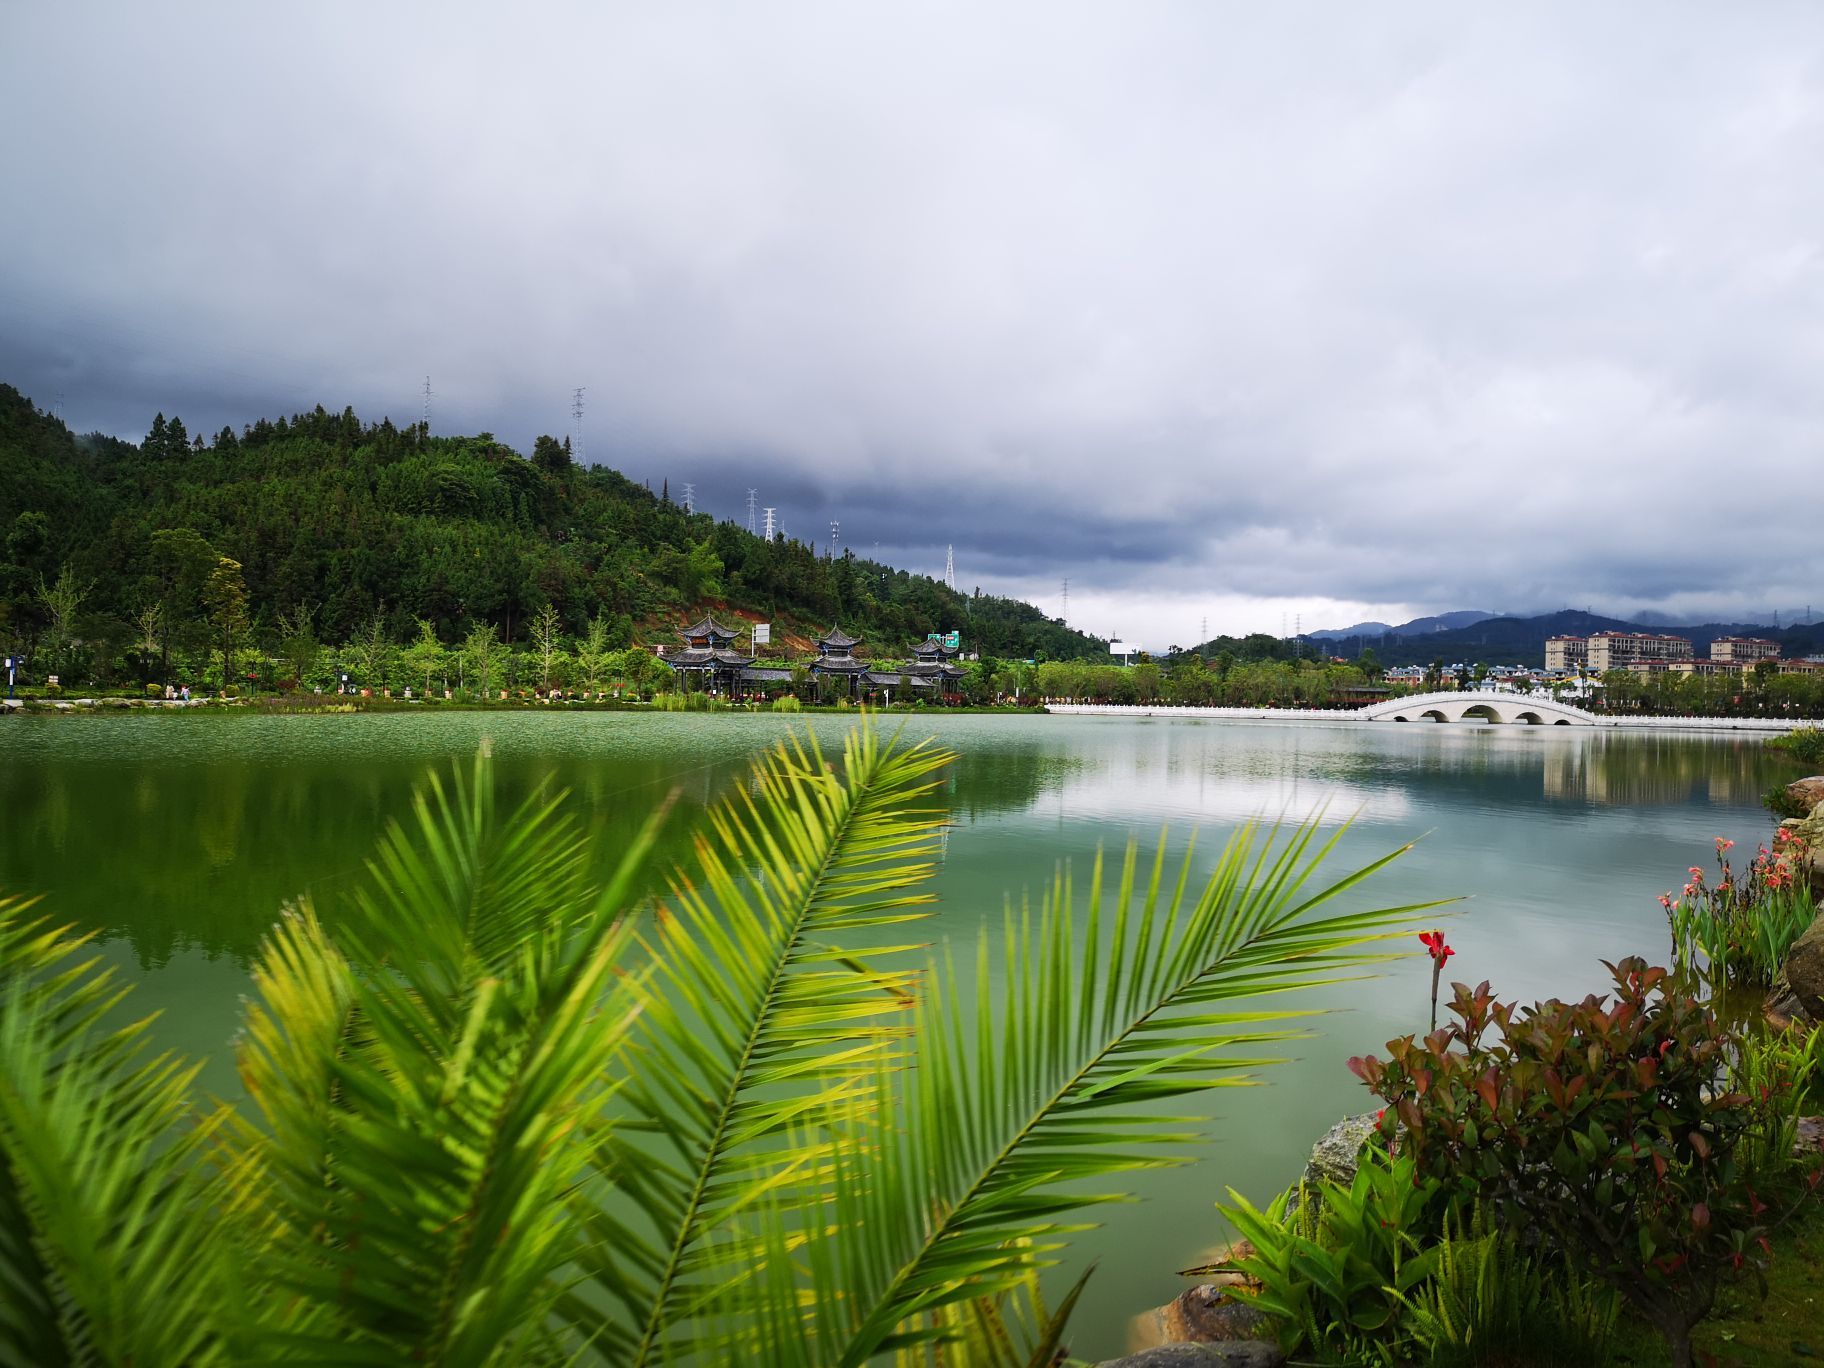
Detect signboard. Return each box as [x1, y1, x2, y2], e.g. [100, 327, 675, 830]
[927, 631, 962, 650]
[1109, 642, 1140, 659]
[753, 624, 771, 645]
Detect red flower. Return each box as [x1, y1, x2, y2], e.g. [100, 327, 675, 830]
[1419, 930, 1455, 964]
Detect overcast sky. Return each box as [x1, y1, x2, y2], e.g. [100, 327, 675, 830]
[3, 3, 1820, 647]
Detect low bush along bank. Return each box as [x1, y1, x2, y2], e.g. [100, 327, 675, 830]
[1198, 906, 1824, 1368]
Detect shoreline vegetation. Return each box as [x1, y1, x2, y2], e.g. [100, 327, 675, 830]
[0, 691, 1047, 717]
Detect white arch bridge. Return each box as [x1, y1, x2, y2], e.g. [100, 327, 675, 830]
[1357, 690, 1597, 726]
[1046, 696, 1797, 731]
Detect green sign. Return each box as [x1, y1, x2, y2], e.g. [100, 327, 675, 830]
[927, 631, 961, 650]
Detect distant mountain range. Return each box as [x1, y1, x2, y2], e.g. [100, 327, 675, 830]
[1308, 610, 1494, 640]
[1307, 609, 1824, 668]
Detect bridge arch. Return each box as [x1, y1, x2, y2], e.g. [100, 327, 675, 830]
[1357, 690, 1597, 727]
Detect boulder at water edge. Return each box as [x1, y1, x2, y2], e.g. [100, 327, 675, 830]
[1133, 1284, 1271, 1346]
[1782, 911, 1824, 1023]
[1786, 811, 1824, 897]
[1785, 776, 1824, 817]
[1303, 1112, 1380, 1188]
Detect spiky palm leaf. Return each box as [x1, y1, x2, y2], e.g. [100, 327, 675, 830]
[222, 755, 659, 1365]
[578, 727, 956, 1364]
[759, 819, 1446, 1366]
[0, 895, 230, 1366]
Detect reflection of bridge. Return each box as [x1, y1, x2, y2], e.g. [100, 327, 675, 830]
[1358, 690, 1596, 726]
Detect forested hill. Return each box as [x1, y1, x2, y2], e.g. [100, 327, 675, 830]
[0, 384, 1104, 669]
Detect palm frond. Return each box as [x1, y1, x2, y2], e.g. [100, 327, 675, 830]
[582, 726, 956, 1365]
[225, 753, 660, 1365]
[791, 817, 1447, 1365]
[0, 895, 229, 1366]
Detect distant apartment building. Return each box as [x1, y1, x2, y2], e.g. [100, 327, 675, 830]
[1710, 637, 1781, 664]
[1585, 631, 1693, 672]
[1544, 636, 1588, 671]
[1629, 659, 1734, 678]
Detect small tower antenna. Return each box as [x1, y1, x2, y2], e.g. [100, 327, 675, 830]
[830, 519, 840, 560]
[945, 544, 956, 591]
[1200, 615, 1208, 661]
[1061, 578, 1070, 624]
[422, 375, 434, 430]
[570, 387, 586, 462]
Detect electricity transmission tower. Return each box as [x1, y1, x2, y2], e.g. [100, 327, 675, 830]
[681, 482, 696, 515]
[945, 545, 955, 591]
[830, 520, 840, 559]
[746, 489, 758, 534]
[762, 507, 777, 543]
[422, 376, 434, 429]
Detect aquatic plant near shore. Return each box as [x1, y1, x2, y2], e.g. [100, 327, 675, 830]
[1664, 831, 1815, 991]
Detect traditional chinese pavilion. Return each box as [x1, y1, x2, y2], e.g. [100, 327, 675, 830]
[809, 625, 872, 698]
[664, 615, 753, 694]
[906, 636, 966, 691]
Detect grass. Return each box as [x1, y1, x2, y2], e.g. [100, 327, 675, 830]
[1614, 1199, 1824, 1366]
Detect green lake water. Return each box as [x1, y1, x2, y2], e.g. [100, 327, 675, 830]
[0, 711, 1795, 1357]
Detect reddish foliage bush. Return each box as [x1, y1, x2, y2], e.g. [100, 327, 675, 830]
[1349, 957, 1821, 1368]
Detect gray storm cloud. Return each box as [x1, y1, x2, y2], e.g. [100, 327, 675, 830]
[3, 1, 1820, 646]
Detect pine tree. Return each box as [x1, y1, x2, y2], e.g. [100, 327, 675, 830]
[145, 412, 168, 457]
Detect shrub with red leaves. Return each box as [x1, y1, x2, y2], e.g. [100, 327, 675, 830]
[1348, 957, 1822, 1368]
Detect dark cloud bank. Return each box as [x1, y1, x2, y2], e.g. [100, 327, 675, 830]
[3, 2, 1820, 646]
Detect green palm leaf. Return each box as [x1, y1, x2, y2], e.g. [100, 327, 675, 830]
[581, 726, 955, 1364]
[0, 895, 229, 1367]
[225, 754, 659, 1365]
[779, 817, 1446, 1365]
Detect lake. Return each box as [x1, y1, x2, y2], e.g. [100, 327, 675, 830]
[0, 710, 1794, 1357]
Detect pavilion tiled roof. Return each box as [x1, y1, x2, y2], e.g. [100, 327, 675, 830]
[667, 648, 754, 667]
[678, 615, 741, 644]
[816, 625, 863, 650]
